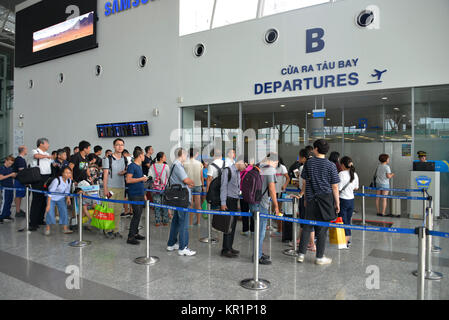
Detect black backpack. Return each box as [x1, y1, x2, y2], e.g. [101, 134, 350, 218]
[206, 162, 232, 207]
[107, 155, 128, 176]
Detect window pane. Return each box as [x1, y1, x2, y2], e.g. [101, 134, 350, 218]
[263, 0, 330, 17]
[179, 0, 215, 36]
[212, 0, 258, 28]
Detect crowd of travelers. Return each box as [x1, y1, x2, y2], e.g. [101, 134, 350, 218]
[0, 137, 396, 266]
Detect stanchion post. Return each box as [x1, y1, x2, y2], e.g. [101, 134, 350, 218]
[417, 226, 426, 300]
[199, 202, 218, 244]
[424, 198, 443, 280]
[25, 187, 30, 232]
[240, 211, 270, 290]
[283, 198, 298, 257]
[135, 200, 159, 265]
[69, 194, 91, 248]
[428, 197, 442, 253]
[362, 186, 366, 225]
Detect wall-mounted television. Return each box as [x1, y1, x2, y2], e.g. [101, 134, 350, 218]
[97, 122, 150, 138]
[15, 0, 98, 68]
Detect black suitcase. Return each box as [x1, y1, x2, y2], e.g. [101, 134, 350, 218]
[212, 214, 234, 234]
[16, 167, 42, 185]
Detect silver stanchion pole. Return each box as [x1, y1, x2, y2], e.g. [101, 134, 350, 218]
[417, 226, 426, 300]
[69, 194, 91, 247]
[199, 202, 218, 244]
[362, 186, 366, 225]
[240, 211, 270, 290]
[18, 187, 30, 233]
[135, 200, 159, 265]
[283, 198, 298, 256]
[428, 198, 442, 253]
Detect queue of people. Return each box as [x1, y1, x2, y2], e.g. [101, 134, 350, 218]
[1, 136, 401, 266]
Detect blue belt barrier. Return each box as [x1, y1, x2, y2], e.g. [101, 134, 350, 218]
[354, 192, 427, 201]
[364, 186, 424, 193]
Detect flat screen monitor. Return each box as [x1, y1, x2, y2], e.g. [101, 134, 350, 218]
[97, 122, 150, 138]
[15, 0, 98, 68]
[413, 162, 435, 172]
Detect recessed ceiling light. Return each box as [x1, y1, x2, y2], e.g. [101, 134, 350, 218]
[265, 121, 269, 124]
[394, 107, 400, 111]
[307, 112, 311, 115]
[326, 118, 331, 121]
[382, 97, 388, 100]
[280, 104, 286, 108]
[402, 114, 406, 117]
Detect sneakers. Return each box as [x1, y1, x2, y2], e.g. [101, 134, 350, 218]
[127, 237, 140, 245]
[297, 253, 305, 263]
[134, 234, 145, 240]
[221, 250, 238, 258]
[178, 248, 197, 256]
[240, 231, 250, 236]
[3, 217, 15, 223]
[44, 228, 50, 236]
[259, 256, 272, 265]
[315, 256, 332, 265]
[114, 232, 123, 239]
[166, 243, 179, 251]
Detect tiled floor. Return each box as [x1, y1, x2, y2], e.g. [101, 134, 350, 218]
[0, 208, 448, 300]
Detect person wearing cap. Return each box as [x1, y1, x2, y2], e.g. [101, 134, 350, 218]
[417, 151, 427, 163]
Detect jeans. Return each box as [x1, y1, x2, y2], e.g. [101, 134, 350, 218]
[128, 195, 145, 239]
[297, 202, 328, 258]
[30, 176, 49, 227]
[339, 198, 354, 236]
[0, 189, 13, 219]
[46, 199, 69, 225]
[167, 210, 190, 250]
[248, 203, 269, 259]
[153, 193, 169, 224]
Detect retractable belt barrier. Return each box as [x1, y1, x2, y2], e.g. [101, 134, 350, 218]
[363, 186, 425, 193]
[1, 185, 447, 238]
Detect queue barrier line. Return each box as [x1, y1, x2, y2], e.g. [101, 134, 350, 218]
[2, 186, 448, 238]
[363, 186, 424, 193]
[353, 192, 427, 201]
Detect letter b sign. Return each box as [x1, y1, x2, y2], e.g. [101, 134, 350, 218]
[306, 28, 325, 53]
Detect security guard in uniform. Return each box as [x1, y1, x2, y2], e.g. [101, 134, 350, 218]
[417, 151, 427, 163]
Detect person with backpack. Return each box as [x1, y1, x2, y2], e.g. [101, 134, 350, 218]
[102, 138, 128, 239]
[241, 152, 281, 265]
[166, 148, 196, 256]
[43, 167, 74, 235]
[149, 152, 170, 226]
[0, 155, 17, 224]
[29, 138, 53, 231]
[184, 148, 204, 226]
[69, 141, 91, 184]
[240, 158, 255, 236]
[297, 139, 340, 265]
[338, 156, 359, 249]
[220, 155, 246, 258]
[125, 148, 148, 245]
[206, 148, 231, 210]
[53, 149, 69, 172]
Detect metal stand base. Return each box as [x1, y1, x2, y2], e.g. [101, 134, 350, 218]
[134, 256, 160, 265]
[283, 248, 298, 256]
[240, 278, 270, 291]
[69, 240, 91, 248]
[412, 270, 444, 280]
[432, 246, 442, 253]
[199, 237, 218, 244]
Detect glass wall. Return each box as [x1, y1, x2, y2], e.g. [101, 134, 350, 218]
[182, 85, 448, 210]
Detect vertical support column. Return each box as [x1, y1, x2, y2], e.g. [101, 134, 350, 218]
[417, 226, 426, 300]
[240, 211, 270, 290]
[135, 200, 159, 265]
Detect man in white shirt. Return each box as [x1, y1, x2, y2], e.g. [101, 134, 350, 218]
[206, 149, 231, 211]
[29, 138, 53, 231]
[183, 148, 204, 226]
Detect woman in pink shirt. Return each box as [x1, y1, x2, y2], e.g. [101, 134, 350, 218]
[239, 160, 254, 236]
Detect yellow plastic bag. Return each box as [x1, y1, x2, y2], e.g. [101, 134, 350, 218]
[329, 217, 347, 249]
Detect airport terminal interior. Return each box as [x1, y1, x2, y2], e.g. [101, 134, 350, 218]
[0, 0, 449, 301]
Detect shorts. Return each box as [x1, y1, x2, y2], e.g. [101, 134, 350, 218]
[377, 183, 389, 190]
[14, 180, 26, 198]
[192, 186, 203, 194]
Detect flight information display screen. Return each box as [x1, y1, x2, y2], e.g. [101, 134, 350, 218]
[96, 121, 149, 138]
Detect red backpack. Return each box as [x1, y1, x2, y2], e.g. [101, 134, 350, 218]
[241, 165, 267, 204]
[152, 164, 168, 190]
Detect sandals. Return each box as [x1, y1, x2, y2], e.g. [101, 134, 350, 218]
[63, 229, 73, 234]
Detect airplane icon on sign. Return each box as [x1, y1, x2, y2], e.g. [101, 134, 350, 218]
[367, 68, 388, 84]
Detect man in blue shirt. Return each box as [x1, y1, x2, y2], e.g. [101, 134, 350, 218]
[125, 148, 148, 245]
[0, 156, 17, 223]
[166, 148, 196, 256]
[13, 146, 27, 217]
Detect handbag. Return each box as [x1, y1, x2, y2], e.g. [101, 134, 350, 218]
[16, 167, 42, 185]
[91, 202, 115, 230]
[162, 164, 190, 208]
[329, 217, 347, 249]
[304, 162, 337, 222]
[212, 214, 234, 234]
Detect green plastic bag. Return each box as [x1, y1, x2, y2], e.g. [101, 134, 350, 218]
[91, 202, 115, 230]
[202, 200, 208, 220]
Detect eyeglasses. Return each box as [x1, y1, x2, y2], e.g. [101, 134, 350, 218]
[114, 144, 125, 147]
